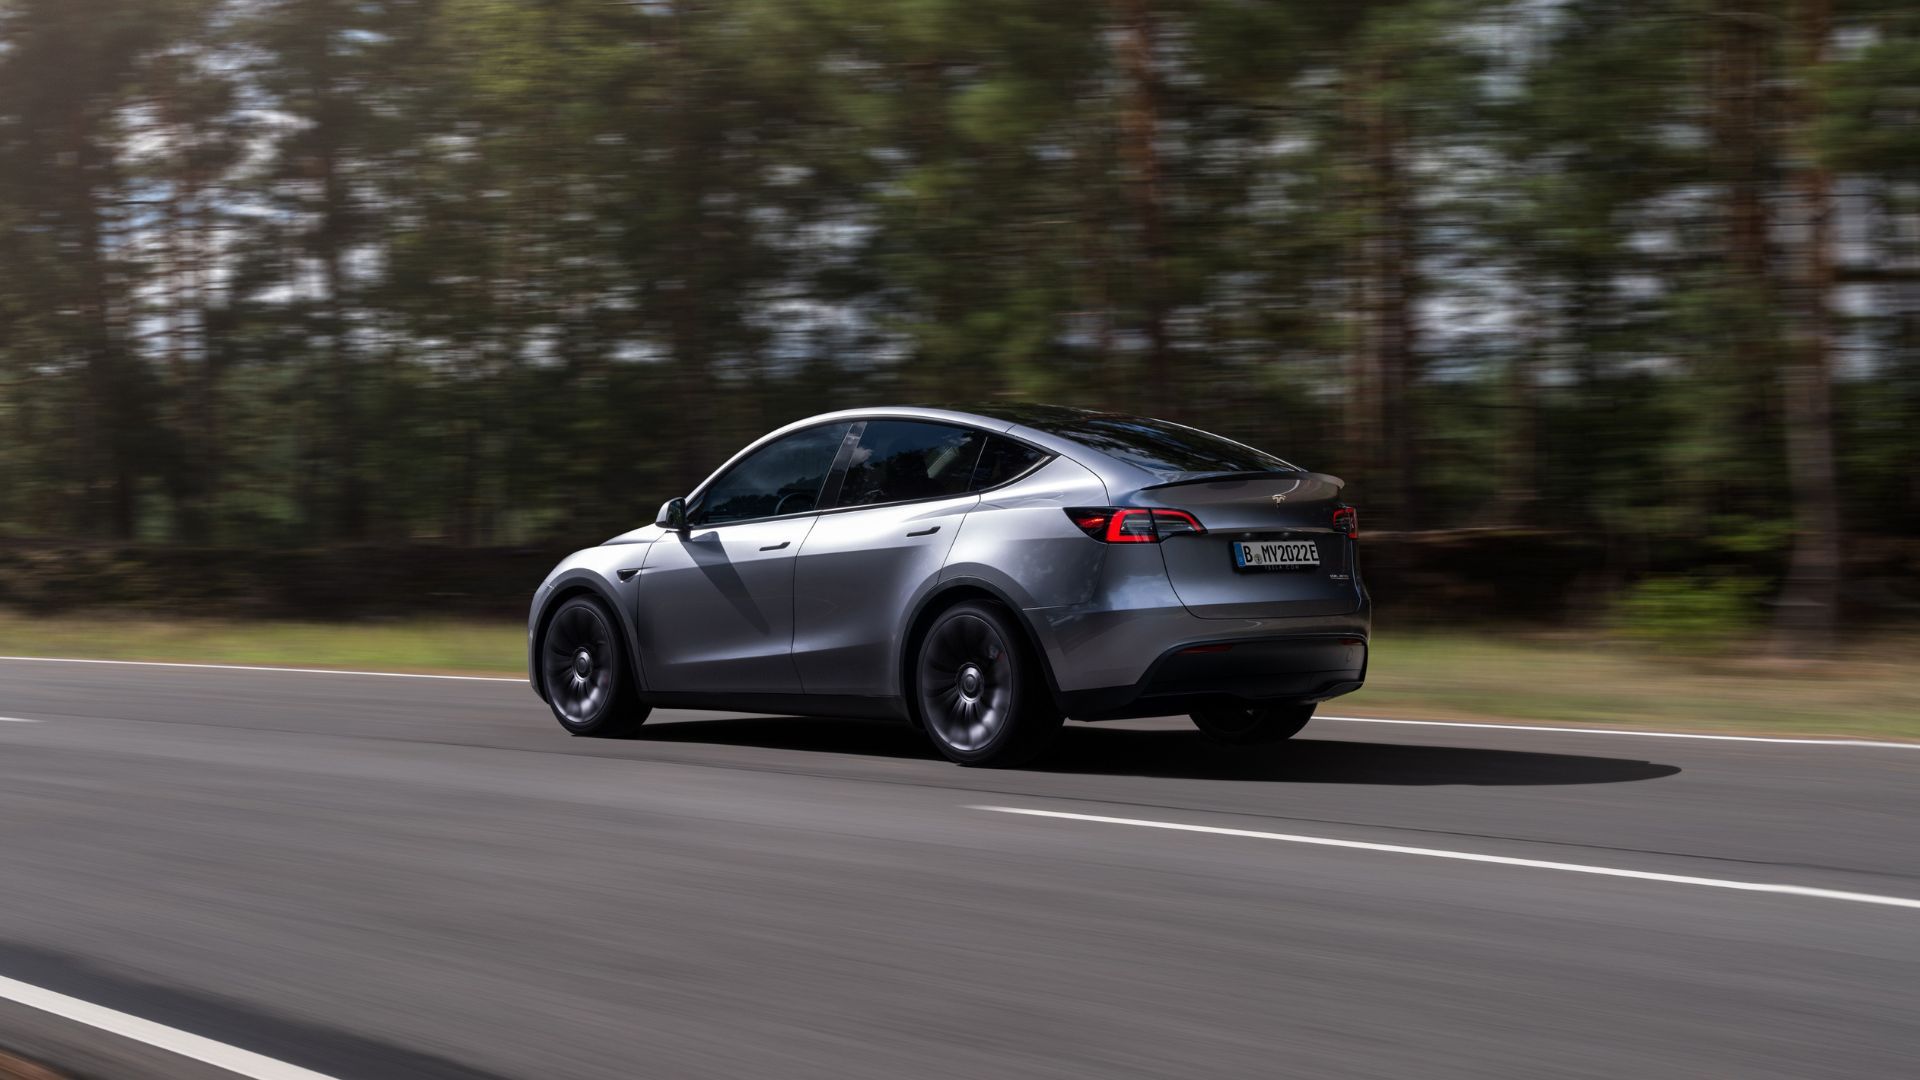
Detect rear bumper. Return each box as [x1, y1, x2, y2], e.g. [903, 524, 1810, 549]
[1022, 541, 1370, 716]
[1056, 634, 1368, 721]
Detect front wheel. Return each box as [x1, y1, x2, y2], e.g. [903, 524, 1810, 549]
[540, 596, 649, 737]
[914, 602, 1061, 767]
[1190, 701, 1314, 745]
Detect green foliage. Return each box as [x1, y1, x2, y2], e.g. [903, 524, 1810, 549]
[0, 0, 1912, 631]
[1816, 7, 1920, 172]
[1611, 574, 1769, 654]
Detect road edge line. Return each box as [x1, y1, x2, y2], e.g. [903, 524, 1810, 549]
[0, 973, 340, 1080]
[972, 806, 1920, 911]
[0, 656, 522, 683]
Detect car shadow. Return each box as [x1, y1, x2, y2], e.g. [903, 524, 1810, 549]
[635, 716, 1681, 786]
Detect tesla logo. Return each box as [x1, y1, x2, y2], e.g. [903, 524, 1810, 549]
[1271, 494, 1288, 504]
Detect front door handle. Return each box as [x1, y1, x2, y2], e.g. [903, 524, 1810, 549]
[759, 541, 790, 551]
[906, 526, 941, 537]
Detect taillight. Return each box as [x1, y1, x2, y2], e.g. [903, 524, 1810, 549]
[1066, 508, 1154, 543]
[1065, 507, 1205, 543]
[1333, 505, 1358, 539]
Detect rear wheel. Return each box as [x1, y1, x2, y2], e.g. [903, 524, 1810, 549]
[1190, 701, 1314, 745]
[540, 596, 648, 737]
[914, 602, 1061, 767]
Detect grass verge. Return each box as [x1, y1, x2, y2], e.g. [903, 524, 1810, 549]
[0, 613, 523, 676]
[0, 613, 1914, 742]
[1347, 632, 1920, 742]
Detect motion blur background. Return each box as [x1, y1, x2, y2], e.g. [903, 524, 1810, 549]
[0, 0, 1916, 731]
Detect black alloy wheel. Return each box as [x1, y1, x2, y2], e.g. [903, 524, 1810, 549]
[915, 601, 1060, 767]
[541, 596, 648, 737]
[1189, 701, 1315, 745]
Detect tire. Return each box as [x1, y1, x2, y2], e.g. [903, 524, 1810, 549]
[913, 601, 1061, 767]
[1190, 701, 1315, 745]
[539, 595, 649, 738]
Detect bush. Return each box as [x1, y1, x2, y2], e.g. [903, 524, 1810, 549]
[1611, 574, 1767, 653]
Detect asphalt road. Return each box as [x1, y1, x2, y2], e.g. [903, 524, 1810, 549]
[0, 657, 1915, 1080]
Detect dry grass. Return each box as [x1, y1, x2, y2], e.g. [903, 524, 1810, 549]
[0, 613, 522, 676]
[1345, 632, 1920, 741]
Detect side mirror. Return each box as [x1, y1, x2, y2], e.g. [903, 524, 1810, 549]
[655, 497, 689, 532]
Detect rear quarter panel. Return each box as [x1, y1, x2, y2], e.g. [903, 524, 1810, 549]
[939, 455, 1111, 611]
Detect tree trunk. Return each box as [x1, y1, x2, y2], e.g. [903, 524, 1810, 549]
[312, 22, 364, 540]
[1497, 345, 1539, 527]
[1116, 0, 1173, 415]
[71, 110, 136, 539]
[665, 3, 718, 493]
[1079, 121, 1121, 411]
[1774, 0, 1841, 652]
[1711, 0, 1778, 523]
[162, 72, 218, 544]
[1716, 4, 1772, 295]
[1349, 59, 1415, 527]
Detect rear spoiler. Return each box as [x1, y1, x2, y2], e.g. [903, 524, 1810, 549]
[1139, 469, 1314, 491]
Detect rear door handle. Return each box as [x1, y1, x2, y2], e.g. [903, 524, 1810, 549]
[906, 526, 941, 537]
[760, 541, 790, 551]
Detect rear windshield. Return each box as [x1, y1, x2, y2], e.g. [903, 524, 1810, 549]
[1016, 413, 1297, 477]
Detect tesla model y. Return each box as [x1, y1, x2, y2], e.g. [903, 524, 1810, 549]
[529, 405, 1369, 766]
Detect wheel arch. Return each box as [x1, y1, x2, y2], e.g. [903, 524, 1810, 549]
[897, 577, 1064, 726]
[530, 570, 646, 700]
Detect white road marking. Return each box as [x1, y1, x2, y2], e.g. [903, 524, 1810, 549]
[0, 973, 341, 1080]
[1319, 714, 1920, 750]
[0, 716, 40, 723]
[973, 806, 1920, 911]
[0, 655, 523, 683]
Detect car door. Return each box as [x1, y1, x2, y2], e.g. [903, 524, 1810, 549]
[636, 422, 853, 694]
[791, 419, 991, 697]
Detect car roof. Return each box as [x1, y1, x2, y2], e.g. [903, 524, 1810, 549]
[733, 403, 1297, 494]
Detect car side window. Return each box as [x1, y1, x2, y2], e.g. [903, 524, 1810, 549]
[832, 420, 986, 508]
[692, 422, 853, 525]
[969, 436, 1047, 491]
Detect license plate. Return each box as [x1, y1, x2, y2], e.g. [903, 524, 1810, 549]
[1232, 539, 1319, 570]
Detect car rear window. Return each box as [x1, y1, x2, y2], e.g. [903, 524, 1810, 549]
[1018, 413, 1295, 477]
[969, 436, 1047, 491]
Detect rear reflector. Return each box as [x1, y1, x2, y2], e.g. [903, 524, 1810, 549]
[1065, 507, 1206, 544]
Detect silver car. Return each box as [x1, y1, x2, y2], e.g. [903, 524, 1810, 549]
[529, 405, 1370, 766]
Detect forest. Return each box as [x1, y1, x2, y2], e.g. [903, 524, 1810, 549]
[1, 0, 1917, 647]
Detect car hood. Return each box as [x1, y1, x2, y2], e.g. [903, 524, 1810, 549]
[602, 524, 665, 546]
